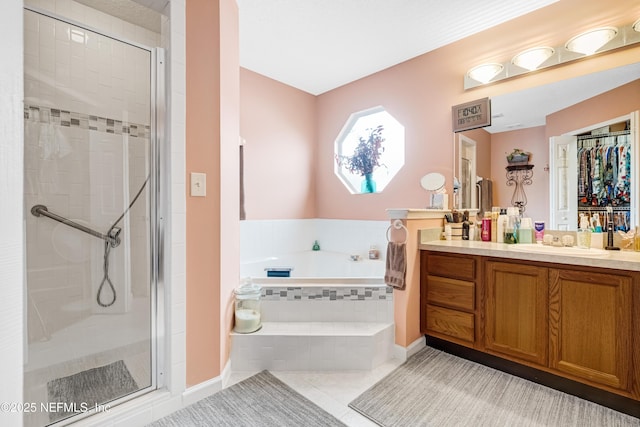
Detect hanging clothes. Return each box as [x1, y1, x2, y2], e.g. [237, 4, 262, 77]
[577, 133, 631, 208]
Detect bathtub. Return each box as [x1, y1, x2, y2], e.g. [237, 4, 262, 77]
[240, 250, 385, 282]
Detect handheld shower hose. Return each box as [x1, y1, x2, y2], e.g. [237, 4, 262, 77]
[97, 175, 150, 307]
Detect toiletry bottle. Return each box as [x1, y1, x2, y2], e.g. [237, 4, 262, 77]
[504, 207, 519, 244]
[481, 218, 491, 242]
[462, 210, 470, 240]
[491, 207, 500, 242]
[534, 221, 545, 242]
[519, 218, 533, 244]
[497, 209, 507, 243]
[577, 214, 591, 249]
[312, 240, 320, 251]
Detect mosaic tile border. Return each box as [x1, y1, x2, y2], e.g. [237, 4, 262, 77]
[24, 104, 150, 139]
[261, 286, 393, 301]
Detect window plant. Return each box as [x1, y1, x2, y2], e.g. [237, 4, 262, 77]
[335, 125, 385, 193]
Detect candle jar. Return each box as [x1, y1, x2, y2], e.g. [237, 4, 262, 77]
[234, 280, 262, 333]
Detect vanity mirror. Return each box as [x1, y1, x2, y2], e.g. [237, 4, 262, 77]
[453, 61, 640, 229]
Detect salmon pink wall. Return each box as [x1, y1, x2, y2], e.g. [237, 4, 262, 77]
[546, 80, 640, 138]
[186, 0, 239, 387]
[240, 68, 317, 219]
[314, 0, 640, 220]
[219, 0, 240, 373]
[490, 126, 548, 223]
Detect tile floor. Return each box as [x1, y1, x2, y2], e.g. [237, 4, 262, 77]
[227, 358, 405, 426]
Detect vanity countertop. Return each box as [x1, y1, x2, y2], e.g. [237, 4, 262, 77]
[419, 239, 640, 272]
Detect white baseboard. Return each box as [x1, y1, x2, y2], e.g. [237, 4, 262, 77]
[182, 371, 224, 407]
[220, 358, 232, 388]
[393, 336, 426, 362]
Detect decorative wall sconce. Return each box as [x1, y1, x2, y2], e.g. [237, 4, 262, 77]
[465, 19, 640, 89]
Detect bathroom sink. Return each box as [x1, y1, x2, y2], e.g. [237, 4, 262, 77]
[507, 244, 610, 258]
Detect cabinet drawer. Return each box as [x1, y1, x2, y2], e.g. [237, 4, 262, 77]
[427, 253, 475, 281]
[426, 304, 475, 343]
[427, 275, 475, 311]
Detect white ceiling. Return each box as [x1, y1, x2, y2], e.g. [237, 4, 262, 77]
[237, 0, 560, 95]
[75, 1, 640, 134]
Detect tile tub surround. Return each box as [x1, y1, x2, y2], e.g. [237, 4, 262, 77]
[231, 284, 395, 371]
[240, 219, 389, 273]
[259, 285, 393, 323]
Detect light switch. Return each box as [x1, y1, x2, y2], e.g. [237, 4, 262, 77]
[190, 172, 206, 197]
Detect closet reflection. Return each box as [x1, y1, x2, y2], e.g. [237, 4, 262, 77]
[577, 127, 632, 231]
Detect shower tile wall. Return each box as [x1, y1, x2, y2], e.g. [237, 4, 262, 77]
[23, 5, 159, 342]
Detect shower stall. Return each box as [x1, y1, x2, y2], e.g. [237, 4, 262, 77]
[23, 5, 163, 426]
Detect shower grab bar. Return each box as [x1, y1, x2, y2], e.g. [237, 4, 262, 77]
[31, 204, 121, 247]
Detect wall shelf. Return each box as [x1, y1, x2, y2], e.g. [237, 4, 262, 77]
[505, 164, 534, 213]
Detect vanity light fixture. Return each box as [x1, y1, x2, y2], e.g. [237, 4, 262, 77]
[511, 46, 555, 71]
[565, 27, 618, 55]
[465, 19, 640, 90]
[467, 63, 504, 84]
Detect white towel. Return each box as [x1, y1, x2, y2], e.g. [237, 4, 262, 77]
[385, 242, 406, 290]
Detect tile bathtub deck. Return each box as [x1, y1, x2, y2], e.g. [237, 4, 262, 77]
[231, 321, 393, 336]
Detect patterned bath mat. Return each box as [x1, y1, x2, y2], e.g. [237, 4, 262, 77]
[47, 359, 138, 422]
[349, 346, 638, 426]
[151, 370, 346, 427]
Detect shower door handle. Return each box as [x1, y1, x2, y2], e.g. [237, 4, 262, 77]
[31, 204, 121, 247]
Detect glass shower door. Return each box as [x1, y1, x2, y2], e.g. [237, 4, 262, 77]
[23, 8, 158, 426]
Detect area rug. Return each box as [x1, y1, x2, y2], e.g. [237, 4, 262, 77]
[47, 359, 138, 422]
[151, 370, 346, 427]
[349, 346, 638, 426]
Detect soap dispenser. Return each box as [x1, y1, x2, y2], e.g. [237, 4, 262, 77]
[577, 214, 591, 249]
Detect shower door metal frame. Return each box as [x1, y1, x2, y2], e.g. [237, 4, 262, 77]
[23, 5, 165, 422]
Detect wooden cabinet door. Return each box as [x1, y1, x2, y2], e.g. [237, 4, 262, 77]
[485, 261, 548, 366]
[549, 269, 632, 391]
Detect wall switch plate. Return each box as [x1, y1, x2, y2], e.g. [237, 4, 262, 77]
[190, 172, 206, 197]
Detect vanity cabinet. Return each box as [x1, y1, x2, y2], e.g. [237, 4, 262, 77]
[549, 268, 633, 392]
[485, 261, 548, 366]
[421, 252, 477, 347]
[420, 250, 640, 410]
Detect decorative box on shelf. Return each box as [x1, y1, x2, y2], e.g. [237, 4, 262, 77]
[506, 149, 530, 166]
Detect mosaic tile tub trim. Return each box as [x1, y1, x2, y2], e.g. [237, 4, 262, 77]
[261, 286, 393, 301]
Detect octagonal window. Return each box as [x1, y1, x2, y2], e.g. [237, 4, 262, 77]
[334, 106, 405, 194]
